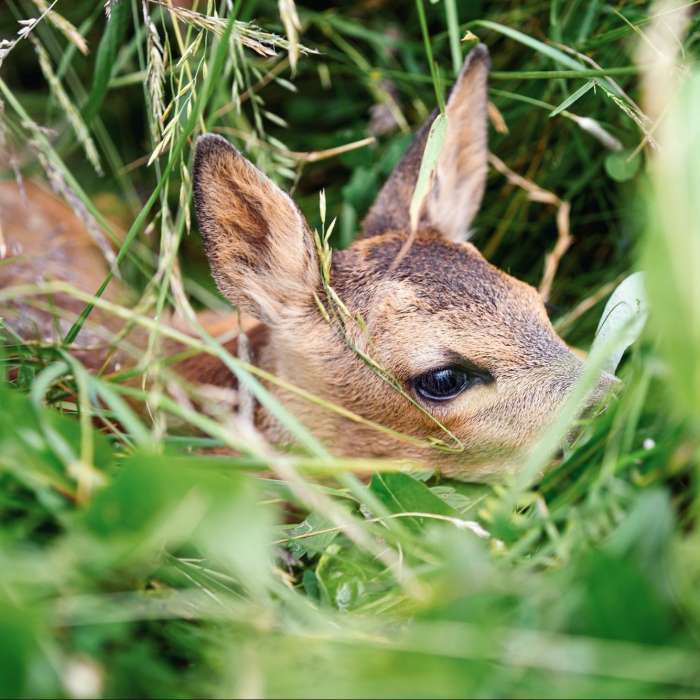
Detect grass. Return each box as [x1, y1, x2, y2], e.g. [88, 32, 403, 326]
[1, 0, 700, 697]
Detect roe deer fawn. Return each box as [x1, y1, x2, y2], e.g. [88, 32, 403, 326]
[0, 45, 616, 481]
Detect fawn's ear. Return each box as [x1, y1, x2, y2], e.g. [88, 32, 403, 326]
[193, 135, 319, 323]
[362, 44, 490, 242]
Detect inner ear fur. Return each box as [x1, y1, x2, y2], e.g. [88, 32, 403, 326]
[193, 134, 319, 323]
[362, 44, 490, 242]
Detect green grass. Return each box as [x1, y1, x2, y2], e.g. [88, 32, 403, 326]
[1, 0, 700, 697]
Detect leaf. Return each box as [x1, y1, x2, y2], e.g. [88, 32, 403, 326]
[302, 569, 321, 600]
[315, 542, 385, 611]
[84, 0, 129, 123]
[288, 512, 339, 559]
[549, 80, 595, 117]
[471, 20, 583, 70]
[430, 483, 488, 517]
[591, 272, 648, 375]
[471, 20, 627, 101]
[605, 149, 642, 182]
[370, 473, 457, 532]
[409, 112, 448, 231]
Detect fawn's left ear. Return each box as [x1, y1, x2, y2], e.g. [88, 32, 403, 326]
[193, 135, 319, 324]
[362, 44, 490, 242]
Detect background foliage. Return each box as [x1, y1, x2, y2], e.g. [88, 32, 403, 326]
[1, 0, 700, 697]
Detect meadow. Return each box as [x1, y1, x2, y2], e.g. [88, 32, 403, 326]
[1, 0, 700, 697]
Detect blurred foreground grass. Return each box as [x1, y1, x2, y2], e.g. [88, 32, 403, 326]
[1, 1, 700, 697]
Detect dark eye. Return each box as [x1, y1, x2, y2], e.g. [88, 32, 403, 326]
[413, 366, 485, 402]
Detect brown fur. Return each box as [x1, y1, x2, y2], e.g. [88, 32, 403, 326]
[192, 136, 319, 324]
[1, 45, 616, 481]
[0, 181, 135, 370]
[176, 322, 269, 389]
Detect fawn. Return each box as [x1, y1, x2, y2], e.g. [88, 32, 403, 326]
[0, 45, 615, 481]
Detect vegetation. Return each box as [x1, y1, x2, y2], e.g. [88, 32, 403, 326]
[1, 0, 699, 697]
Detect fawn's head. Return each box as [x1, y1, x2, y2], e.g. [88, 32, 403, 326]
[193, 45, 613, 480]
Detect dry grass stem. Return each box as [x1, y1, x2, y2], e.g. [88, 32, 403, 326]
[487, 152, 572, 302]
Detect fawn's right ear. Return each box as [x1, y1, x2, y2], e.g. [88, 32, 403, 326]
[193, 135, 319, 323]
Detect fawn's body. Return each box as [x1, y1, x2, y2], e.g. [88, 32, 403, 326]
[0, 46, 614, 480]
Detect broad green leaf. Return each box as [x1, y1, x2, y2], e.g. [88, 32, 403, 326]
[288, 512, 339, 558]
[371, 473, 457, 516]
[430, 483, 488, 517]
[370, 473, 457, 532]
